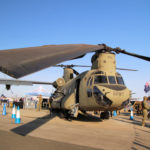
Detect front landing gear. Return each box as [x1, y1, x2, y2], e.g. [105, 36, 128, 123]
[59, 110, 72, 121]
[100, 111, 110, 119]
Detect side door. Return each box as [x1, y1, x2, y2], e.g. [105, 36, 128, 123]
[76, 79, 80, 104]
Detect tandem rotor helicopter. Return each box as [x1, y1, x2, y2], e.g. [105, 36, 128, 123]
[0, 44, 150, 119]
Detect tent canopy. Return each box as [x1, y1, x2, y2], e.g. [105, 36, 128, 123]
[26, 86, 51, 97]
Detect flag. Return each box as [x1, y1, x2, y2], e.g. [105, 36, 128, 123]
[144, 81, 150, 93]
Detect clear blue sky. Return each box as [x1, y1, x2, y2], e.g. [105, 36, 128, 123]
[0, 0, 150, 99]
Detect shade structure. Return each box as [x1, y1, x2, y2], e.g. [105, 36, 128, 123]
[26, 86, 51, 97]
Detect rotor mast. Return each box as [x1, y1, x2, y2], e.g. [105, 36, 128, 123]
[63, 68, 74, 82]
[91, 51, 116, 74]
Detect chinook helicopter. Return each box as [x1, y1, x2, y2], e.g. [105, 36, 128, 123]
[0, 44, 150, 119]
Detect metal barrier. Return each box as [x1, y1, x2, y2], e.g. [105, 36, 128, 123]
[24, 99, 36, 109]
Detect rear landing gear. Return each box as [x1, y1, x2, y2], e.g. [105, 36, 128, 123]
[100, 111, 109, 119]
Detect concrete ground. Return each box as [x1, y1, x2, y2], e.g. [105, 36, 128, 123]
[0, 106, 150, 150]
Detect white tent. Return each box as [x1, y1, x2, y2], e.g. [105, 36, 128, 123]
[26, 86, 51, 97]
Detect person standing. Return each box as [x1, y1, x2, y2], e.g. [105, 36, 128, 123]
[142, 96, 150, 127]
[37, 95, 42, 111]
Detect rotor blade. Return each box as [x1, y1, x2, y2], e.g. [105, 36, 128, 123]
[116, 68, 138, 71]
[53, 64, 91, 68]
[55, 64, 137, 71]
[0, 78, 53, 86]
[115, 48, 150, 62]
[0, 44, 104, 78]
[72, 65, 91, 67]
[72, 69, 79, 75]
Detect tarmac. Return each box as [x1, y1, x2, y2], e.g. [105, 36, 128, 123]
[0, 105, 150, 150]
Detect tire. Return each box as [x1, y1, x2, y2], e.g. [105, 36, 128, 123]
[100, 111, 109, 119]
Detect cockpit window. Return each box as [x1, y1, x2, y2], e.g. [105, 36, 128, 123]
[94, 75, 108, 84]
[108, 76, 116, 84]
[87, 77, 91, 86]
[116, 76, 125, 85]
[94, 71, 104, 74]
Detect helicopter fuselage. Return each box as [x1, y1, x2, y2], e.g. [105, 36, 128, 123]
[50, 52, 131, 117]
[50, 69, 130, 114]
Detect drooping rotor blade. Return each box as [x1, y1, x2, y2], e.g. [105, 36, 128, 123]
[72, 65, 91, 67]
[0, 43, 150, 79]
[0, 44, 104, 78]
[53, 64, 91, 68]
[55, 64, 137, 71]
[0, 78, 53, 86]
[114, 48, 150, 62]
[116, 68, 138, 71]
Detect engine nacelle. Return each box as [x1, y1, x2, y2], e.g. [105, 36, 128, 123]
[53, 78, 65, 89]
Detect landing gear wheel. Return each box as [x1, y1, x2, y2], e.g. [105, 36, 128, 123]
[100, 111, 110, 119]
[60, 110, 72, 121]
[60, 111, 65, 118]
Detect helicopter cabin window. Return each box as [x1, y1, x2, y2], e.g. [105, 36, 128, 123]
[87, 88, 92, 97]
[94, 75, 108, 84]
[116, 76, 125, 85]
[108, 76, 116, 84]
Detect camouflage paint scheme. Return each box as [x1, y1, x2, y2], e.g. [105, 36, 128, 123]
[50, 52, 131, 117]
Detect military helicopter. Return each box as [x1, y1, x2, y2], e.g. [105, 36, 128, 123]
[0, 44, 150, 119]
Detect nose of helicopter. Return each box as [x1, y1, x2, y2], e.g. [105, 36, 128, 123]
[93, 86, 112, 107]
[93, 85, 130, 108]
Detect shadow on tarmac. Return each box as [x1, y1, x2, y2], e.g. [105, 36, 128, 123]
[11, 111, 103, 136]
[131, 142, 150, 150]
[136, 128, 150, 134]
[0, 130, 101, 150]
[112, 116, 150, 128]
[11, 113, 56, 136]
[132, 127, 150, 150]
[112, 115, 150, 150]
[120, 112, 131, 116]
[71, 113, 103, 122]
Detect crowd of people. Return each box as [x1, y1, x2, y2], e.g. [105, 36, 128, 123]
[0, 94, 150, 127]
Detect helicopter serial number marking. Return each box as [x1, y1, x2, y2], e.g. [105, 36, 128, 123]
[113, 91, 124, 97]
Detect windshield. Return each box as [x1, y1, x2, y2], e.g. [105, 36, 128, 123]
[116, 76, 125, 85]
[108, 76, 116, 84]
[94, 75, 108, 84]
